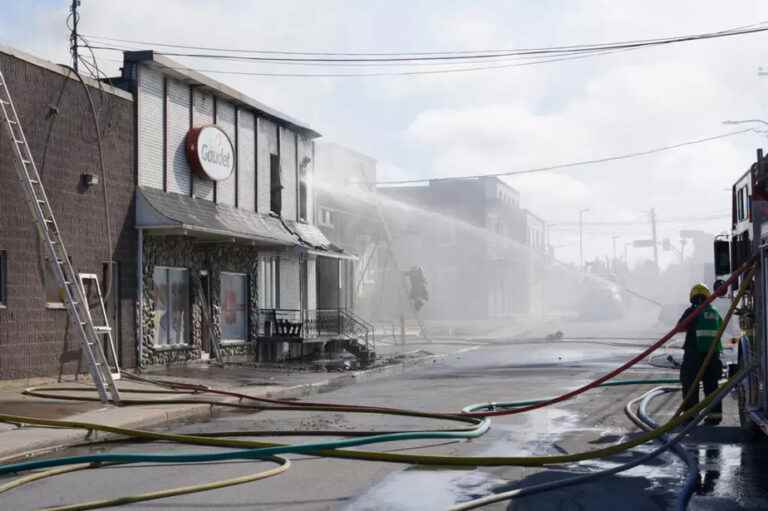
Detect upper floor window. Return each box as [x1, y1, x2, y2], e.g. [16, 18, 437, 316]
[0, 250, 7, 307]
[270, 154, 282, 215]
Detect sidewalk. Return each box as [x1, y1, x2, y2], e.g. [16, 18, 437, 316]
[0, 339, 479, 462]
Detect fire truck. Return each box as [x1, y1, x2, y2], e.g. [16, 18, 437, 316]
[715, 148, 768, 437]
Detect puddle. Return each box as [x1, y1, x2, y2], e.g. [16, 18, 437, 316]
[343, 468, 507, 511]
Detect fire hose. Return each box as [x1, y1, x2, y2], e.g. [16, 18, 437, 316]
[0, 259, 755, 510]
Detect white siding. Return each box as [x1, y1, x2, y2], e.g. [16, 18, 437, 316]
[297, 135, 314, 224]
[279, 256, 300, 309]
[280, 126, 297, 220]
[216, 100, 237, 206]
[257, 118, 278, 214]
[307, 257, 317, 310]
[137, 66, 164, 190]
[166, 79, 192, 195]
[191, 89, 214, 201]
[237, 110, 256, 211]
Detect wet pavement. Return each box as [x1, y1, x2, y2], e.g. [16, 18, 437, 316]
[1, 332, 767, 510]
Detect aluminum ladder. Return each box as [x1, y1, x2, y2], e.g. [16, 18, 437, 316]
[0, 69, 121, 404]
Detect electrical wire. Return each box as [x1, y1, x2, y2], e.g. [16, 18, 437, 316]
[375, 129, 754, 185]
[82, 22, 768, 62]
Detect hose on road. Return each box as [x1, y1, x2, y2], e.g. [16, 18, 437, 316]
[447, 361, 754, 510]
[0, 259, 752, 510]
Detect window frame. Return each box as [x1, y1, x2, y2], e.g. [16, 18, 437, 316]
[152, 266, 191, 347]
[220, 271, 249, 343]
[259, 256, 280, 309]
[270, 153, 282, 215]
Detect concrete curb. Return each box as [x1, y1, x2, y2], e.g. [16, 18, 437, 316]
[0, 347, 477, 462]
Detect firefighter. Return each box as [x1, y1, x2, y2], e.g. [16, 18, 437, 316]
[407, 266, 429, 311]
[677, 283, 724, 425]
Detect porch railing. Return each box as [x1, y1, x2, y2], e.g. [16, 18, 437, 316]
[258, 308, 375, 356]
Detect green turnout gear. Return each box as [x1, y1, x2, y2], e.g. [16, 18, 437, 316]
[693, 304, 723, 353]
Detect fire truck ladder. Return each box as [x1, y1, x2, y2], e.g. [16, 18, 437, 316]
[0, 69, 121, 404]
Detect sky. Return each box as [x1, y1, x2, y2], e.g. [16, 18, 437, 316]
[2, 0, 767, 267]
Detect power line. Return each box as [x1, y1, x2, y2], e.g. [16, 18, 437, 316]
[375, 129, 754, 185]
[82, 21, 768, 60]
[97, 48, 631, 78]
[549, 214, 729, 227]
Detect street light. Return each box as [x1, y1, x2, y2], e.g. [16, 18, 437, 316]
[578, 208, 590, 268]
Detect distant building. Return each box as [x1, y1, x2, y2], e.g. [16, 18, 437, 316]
[378, 176, 547, 320]
[314, 142, 383, 318]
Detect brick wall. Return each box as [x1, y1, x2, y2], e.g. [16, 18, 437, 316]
[0, 50, 137, 379]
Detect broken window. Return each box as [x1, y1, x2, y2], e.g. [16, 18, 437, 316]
[270, 153, 282, 215]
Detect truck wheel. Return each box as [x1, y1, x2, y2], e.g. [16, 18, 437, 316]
[737, 350, 763, 440]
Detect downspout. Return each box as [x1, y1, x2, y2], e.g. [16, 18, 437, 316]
[137, 227, 144, 369]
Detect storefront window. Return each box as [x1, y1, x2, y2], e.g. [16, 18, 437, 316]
[259, 256, 279, 309]
[152, 267, 190, 346]
[221, 272, 248, 341]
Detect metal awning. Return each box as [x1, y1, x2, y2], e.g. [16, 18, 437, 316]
[135, 187, 298, 246]
[284, 220, 357, 260]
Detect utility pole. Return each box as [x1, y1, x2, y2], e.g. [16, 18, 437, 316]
[69, 0, 80, 72]
[680, 238, 686, 265]
[650, 208, 659, 270]
[578, 208, 589, 268]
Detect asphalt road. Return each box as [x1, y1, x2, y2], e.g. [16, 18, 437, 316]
[2, 337, 768, 510]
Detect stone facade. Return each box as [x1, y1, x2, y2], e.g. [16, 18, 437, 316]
[139, 235, 259, 367]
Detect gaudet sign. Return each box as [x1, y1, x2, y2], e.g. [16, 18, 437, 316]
[185, 125, 235, 181]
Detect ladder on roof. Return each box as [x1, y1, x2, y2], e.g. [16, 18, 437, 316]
[0, 69, 121, 404]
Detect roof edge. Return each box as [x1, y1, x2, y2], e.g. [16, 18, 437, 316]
[0, 43, 133, 101]
[124, 50, 320, 139]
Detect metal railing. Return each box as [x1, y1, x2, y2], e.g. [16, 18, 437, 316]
[258, 308, 375, 356]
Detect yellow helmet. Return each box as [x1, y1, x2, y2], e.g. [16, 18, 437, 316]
[690, 283, 711, 301]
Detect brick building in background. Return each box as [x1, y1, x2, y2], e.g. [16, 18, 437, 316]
[0, 46, 136, 378]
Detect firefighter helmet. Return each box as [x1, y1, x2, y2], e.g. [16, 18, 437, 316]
[689, 283, 711, 302]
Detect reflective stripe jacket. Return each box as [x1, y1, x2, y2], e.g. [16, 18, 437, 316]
[679, 304, 723, 354]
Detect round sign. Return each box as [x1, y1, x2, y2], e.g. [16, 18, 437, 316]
[186, 125, 235, 181]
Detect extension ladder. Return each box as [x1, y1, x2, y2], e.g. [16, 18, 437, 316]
[0, 68, 121, 404]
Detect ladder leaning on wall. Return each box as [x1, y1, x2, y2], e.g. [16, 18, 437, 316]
[0, 68, 121, 404]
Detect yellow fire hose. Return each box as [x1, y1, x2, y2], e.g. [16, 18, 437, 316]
[0, 265, 753, 510]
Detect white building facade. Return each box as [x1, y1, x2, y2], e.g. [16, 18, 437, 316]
[122, 51, 351, 366]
